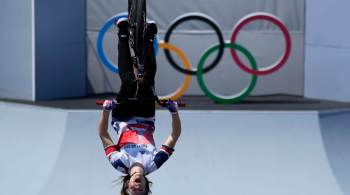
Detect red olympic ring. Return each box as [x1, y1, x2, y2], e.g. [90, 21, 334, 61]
[230, 12, 292, 76]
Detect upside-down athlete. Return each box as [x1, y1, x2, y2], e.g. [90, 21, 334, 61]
[98, 18, 182, 195]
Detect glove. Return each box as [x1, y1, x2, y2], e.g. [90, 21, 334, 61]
[102, 99, 116, 111]
[166, 100, 178, 114]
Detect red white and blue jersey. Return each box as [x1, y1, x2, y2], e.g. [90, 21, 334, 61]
[104, 117, 174, 175]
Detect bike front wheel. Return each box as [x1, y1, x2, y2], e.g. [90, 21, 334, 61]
[128, 0, 147, 65]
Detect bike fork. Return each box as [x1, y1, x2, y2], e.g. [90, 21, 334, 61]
[129, 48, 145, 98]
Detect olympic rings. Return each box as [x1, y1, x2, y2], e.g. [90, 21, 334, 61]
[230, 12, 292, 75]
[97, 12, 292, 103]
[164, 13, 225, 75]
[157, 42, 192, 100]
[197, 43, 258, 104]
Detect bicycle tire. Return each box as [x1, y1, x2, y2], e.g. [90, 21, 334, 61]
[128, 0, 147, 64]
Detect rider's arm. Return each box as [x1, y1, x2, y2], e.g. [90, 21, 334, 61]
[99, 110, 129, 174]
[98, 110, 114, 148]
[150, 111, 181, 171]
[162, 112, 182, 149]
[98, 101, 129, 174]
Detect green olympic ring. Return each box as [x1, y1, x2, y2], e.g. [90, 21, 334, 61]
[197, 43, 258, 104]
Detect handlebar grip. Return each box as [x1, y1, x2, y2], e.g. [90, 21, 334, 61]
[96, 100, 104, 106]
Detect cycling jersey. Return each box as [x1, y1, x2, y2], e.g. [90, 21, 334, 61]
[104, 117, 174, 175]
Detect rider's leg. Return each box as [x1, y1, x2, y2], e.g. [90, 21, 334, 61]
[136, 21, 158, 98]
[132, 21, 158, 118]
[116, 18, 136, 101]
[144, 21, 158, 88]
[112, 18, 137, 120]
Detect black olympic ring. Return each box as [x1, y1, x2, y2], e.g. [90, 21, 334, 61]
[164, 12, 225, 75]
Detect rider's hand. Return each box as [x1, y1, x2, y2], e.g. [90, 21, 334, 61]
[103, 100, 115, 112]
[166, 100, 178, 114]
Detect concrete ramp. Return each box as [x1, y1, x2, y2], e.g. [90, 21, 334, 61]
[0, 102, 349, 195]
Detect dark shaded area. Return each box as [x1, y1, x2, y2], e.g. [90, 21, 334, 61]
[319, 112, 350, 195]
[2, 94, 350, 111]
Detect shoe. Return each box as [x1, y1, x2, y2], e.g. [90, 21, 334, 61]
[146, 21, 158, 40]
[145, 20, 158, 54]
[115, 18, 129, 39]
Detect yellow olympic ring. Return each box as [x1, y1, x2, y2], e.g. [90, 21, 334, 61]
[157, 42, 191, 100]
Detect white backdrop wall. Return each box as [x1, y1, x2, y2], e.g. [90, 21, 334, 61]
[0, 0, 34, 100]
[305, 0, 350, 102]
[87, 0, 305, 97]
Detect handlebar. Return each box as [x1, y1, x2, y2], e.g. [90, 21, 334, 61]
[96, 98, 186, 107]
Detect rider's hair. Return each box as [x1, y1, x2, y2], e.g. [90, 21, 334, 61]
[119, 174, 152, 195]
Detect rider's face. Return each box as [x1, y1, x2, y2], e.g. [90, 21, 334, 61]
[127, 172, 147, 195]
